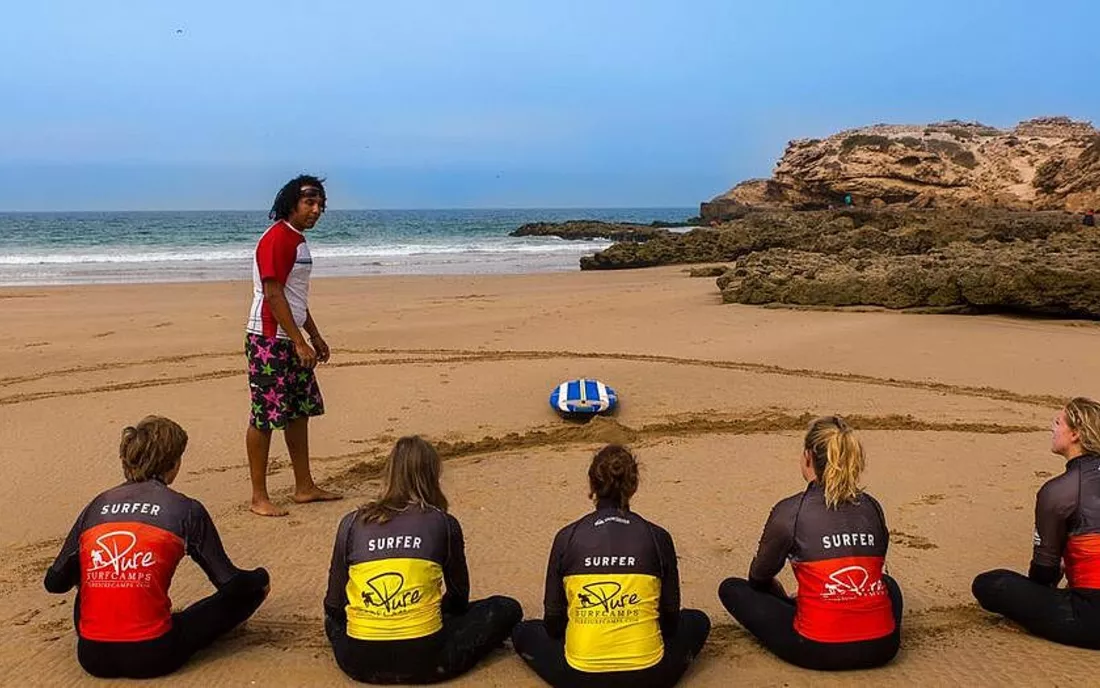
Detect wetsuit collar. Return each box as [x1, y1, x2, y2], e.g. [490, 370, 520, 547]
[125, 476, 167, 486]
[1066, 452, 1098, 470]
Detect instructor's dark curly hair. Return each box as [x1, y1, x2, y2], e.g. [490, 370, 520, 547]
[588, 444, 639, 511]
[269, 174, 327, 221]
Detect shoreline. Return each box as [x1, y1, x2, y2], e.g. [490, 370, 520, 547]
[0, 206, 694, 287]
[0, 245, 613, 287]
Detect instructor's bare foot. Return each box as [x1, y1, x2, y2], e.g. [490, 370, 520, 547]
[292, 486, 343, 504]
[250, 499, 289, 517]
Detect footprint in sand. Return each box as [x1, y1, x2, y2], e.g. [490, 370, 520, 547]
[890, 529, 939, 550]
[10, 609, 41, 626]
[22, 341, 50, 348]
[915, 493, 946, 506]
[92, 331, 115, 338]
[1034, 470, 1053, 478]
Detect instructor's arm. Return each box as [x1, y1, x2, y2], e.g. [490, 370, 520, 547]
[303, 309, 329, 363]
[262, 279, 317, 368]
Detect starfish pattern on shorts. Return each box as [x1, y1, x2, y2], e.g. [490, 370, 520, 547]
[253, 342, 276, 365]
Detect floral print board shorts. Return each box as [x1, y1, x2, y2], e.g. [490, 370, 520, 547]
[245, 333, 325, 430]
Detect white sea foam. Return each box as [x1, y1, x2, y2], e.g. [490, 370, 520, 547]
[0, 238, 612, 266]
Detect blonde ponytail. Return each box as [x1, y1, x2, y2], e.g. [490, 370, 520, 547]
[1064, 397, 1100, 455]
[805, 416, 866, 509]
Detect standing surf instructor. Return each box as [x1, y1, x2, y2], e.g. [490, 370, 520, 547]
[245, 175, 341, 516]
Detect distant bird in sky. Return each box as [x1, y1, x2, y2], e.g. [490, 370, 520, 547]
[175, 28, 184, 35]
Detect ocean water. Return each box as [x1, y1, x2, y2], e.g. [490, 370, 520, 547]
[0, 208, 695, 286]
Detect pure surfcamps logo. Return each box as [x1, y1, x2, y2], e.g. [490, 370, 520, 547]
[575, 581, 641, 623]
[820, 565, 887, 601]
[86, 530, 157, 586]
[361, 572, 422, 613]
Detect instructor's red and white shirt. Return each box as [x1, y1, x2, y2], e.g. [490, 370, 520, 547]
[246, 220, 312, 340]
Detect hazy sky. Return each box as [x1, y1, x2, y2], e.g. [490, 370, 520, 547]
[3, 0, 1098, 210]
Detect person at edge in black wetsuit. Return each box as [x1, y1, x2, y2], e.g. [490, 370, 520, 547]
[324, 436, 522, 684]
[44, 416, 270, 679]
[973, 396, 1100, 648]
[512, 444, 711, 688]
[718, 415, 903, 671]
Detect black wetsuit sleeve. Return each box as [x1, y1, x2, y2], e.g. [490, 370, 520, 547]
[1030, 480, 1070, 586]
[441, 514, 470, 615]
[870, 495, 890, 556]
[543, 527, 570, 639]
[186, 499, 246, 588]
[653, 524, 681, 637]
[324, 512, 355, 623]
[44, 504, 89, 593]
[748, 498, 797, 588]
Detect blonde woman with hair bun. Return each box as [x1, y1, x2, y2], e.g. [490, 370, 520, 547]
[512, 444, 710, 688]
[44, 416, 270, 678]
[973, 397, 1100, 648]
[718, 416, 902, 671]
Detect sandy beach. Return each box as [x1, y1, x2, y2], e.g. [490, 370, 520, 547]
[3, 266, 1100, 686]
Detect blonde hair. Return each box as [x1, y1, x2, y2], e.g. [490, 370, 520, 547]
[120, 416, 188, 482]
[805, 415, 865, 509]
[1064, 397, 1100, 455]
[358, 436, 448, 524]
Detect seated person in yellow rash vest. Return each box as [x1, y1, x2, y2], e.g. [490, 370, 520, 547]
[512, 445, 710, 688]
[323, 436, 522, 684]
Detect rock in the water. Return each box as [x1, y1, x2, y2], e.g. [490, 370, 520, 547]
[688, 265, 728, 277]
[581, 208, 1079, 269]
[510, 220, 667, 241]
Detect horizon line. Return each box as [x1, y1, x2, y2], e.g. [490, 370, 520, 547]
[0, 205, 701, 214]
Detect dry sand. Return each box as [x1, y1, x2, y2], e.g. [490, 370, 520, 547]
[2, 266, 1099, 686]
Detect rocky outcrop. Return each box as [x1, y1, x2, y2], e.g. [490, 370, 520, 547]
[580, 208, 1078, 269]
[510, 221, 668, 241]
[702, 117, 1100, 220]
[580, 207, 1100, 318]
[715, 238, 1100, 318]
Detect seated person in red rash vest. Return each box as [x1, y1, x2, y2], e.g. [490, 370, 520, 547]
[718, 416, 902, 671]
[44, 416, 270, 679]
[512, 445, 711, 688]
[973, 397, 1100, 648]
[324, 436, 522, 684]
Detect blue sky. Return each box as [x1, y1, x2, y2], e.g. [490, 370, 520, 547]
[3, 0, 1098, 210]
